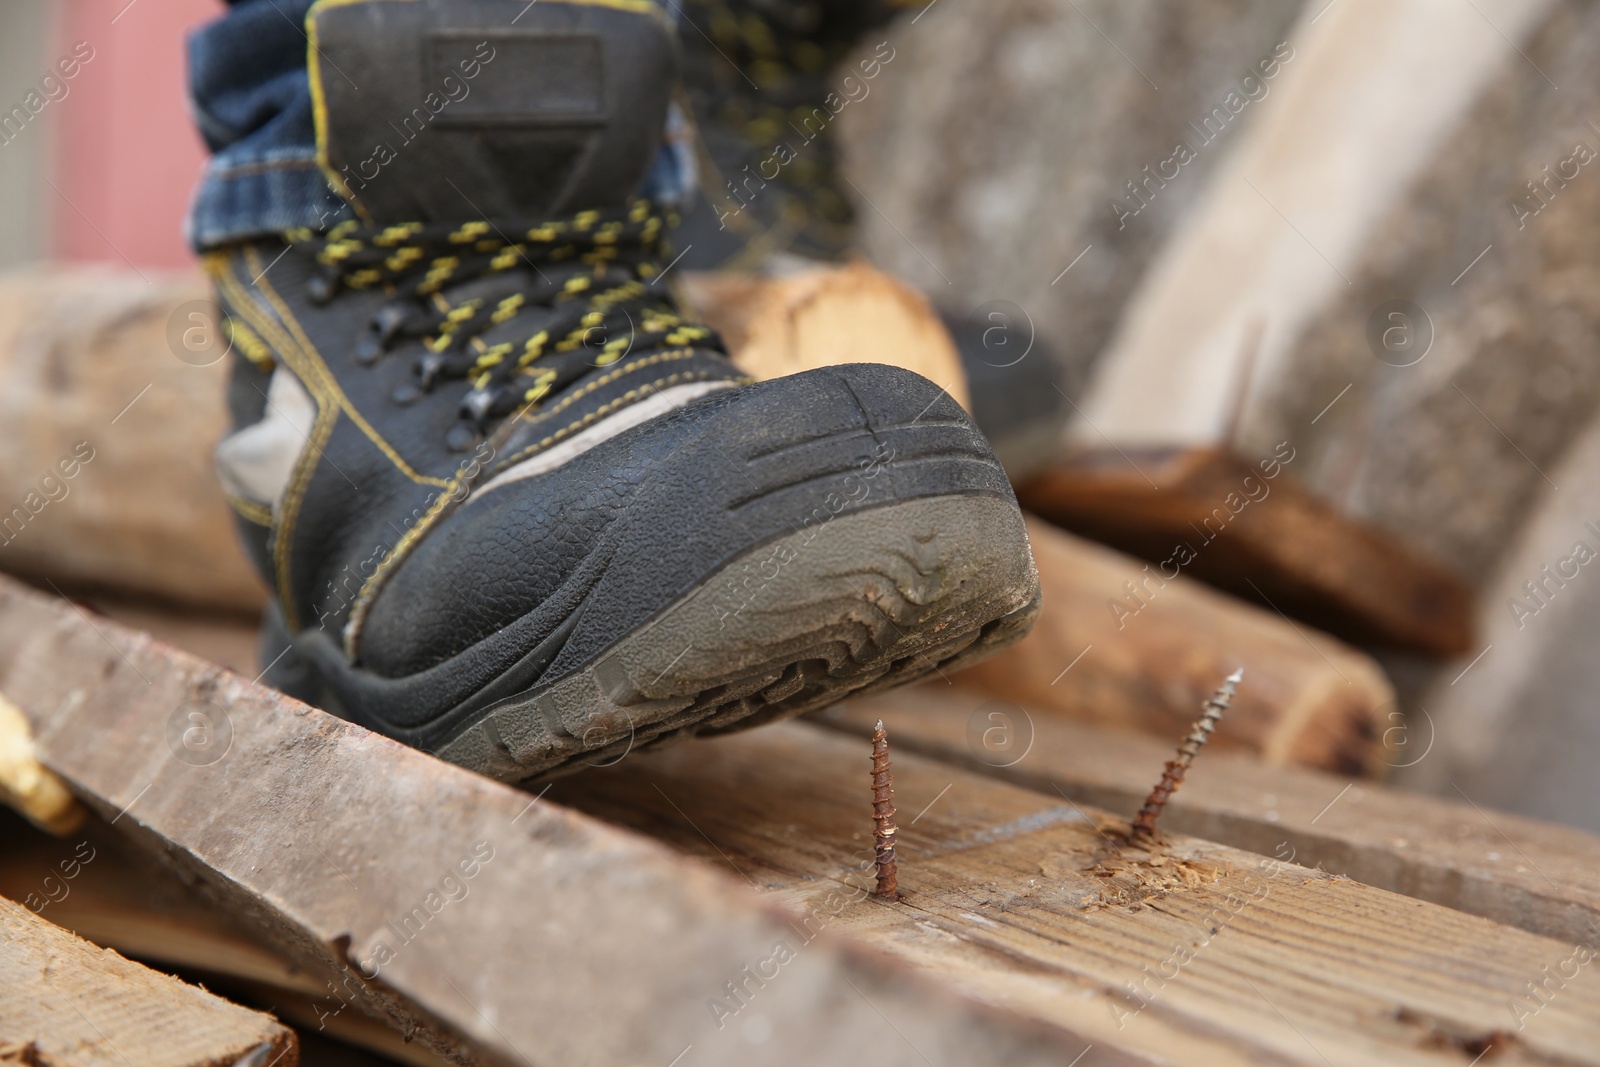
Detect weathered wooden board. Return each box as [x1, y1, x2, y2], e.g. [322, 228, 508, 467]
[0, 574, 1098, 1067]
[552, 719, 1600, 1066]
[0, 807, 315, 996]
[819, 685, 1600, 947]
[0, 892, 298, 1067]
[0, 808, 460, 1066]
[956, 515, 1391, 774]
[5, 571, 1598, 1063]
[1017, 446, 1474, 655]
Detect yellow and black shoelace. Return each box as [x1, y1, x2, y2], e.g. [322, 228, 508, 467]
[286, 200, 723, 451]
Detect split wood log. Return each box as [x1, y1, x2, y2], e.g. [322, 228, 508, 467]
[0, 264, 967, 617]
[1074, 0, 1600, 587]
[0, 573, 1097, 1067]
[954, 515, 1393, 775]
[678, 261, 970, 410]
[818, 686, 1600, 947]
[0, 893, 298, 1067]
[0, 267, 266, 613]
[837, 0, 1308, 406]
[552, 719, 1600, 1066]
[1017, 447, 1475, 655]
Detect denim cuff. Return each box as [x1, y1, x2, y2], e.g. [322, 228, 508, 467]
[186, 149, 355, 250]
[185, 0, 687, 250]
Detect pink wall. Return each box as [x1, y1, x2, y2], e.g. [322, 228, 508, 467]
[52, 0, 221, 270]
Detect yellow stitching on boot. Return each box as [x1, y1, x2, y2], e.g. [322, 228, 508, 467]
[306, 0, 373, 222]
[496, 351, 747, 469]
[244, 249, 451, 488]
[226, 317, 275, 370]
[225, 493, 274, 527]
[497, 370, 753, 473]
[517, 349, 697, 423]
[350, 367, 747, 650]
[218, 289, 329, 624]
[213, 265, 341, 627]
[228, 259, 448, 491]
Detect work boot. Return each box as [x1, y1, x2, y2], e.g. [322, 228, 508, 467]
[211, 0, 1039, 782]
[671, 0, 1070, 478]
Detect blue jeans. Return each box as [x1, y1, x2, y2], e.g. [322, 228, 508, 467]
[186, 0, 689, 250]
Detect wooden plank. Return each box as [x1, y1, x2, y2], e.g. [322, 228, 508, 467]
[0, 893, 297, 1067]
[0, 807, 316, 996]
[0, 574, 1101, 1067]
[225, 980, 459, 1067]
[818, 685, 1600, 947]
[86, 594, 262, 680]
[552, 718, 1600, 1066]
[1017, 446, 1474, 655]
[957, 515, 1392, 774]
[0, 807, 463, 1066]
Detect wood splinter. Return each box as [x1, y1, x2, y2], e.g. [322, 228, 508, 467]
[1129, 668, 1242, 843]
[870, 719, 901, 901]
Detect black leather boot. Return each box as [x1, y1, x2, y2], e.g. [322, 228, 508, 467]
[211, 0, 1039, 782]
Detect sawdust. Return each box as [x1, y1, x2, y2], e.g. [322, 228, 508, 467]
[1078, 837, 1225, 911]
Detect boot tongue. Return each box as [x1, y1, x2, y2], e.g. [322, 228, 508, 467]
[307, 0, 675, 226]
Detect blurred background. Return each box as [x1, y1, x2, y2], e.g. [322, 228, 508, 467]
[0, 0, 211, 273]
[2, 0, 1597, 834]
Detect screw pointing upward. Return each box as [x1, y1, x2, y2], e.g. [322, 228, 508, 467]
[1130, 668, 1242, 842]
[871, 719, 901, 901]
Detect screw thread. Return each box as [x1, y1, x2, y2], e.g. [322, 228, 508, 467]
[871, 719, 901, 901]
[1131, 669, 1241, 841]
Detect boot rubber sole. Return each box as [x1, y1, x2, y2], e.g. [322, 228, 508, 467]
[419, 492, 1039, 781]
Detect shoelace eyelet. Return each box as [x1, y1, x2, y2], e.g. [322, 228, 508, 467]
[460, 387, 495, 425]
[307, 272, 339, 305]
[416, 352, 448, 390]
[445, 423, 482, 452]
[286, 202, 726, 446]
[354, 333, 384, 366]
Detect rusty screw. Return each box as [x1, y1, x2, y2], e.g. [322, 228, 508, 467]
[1130, 668, 1242, 842]
[871, 719, 901, 901]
